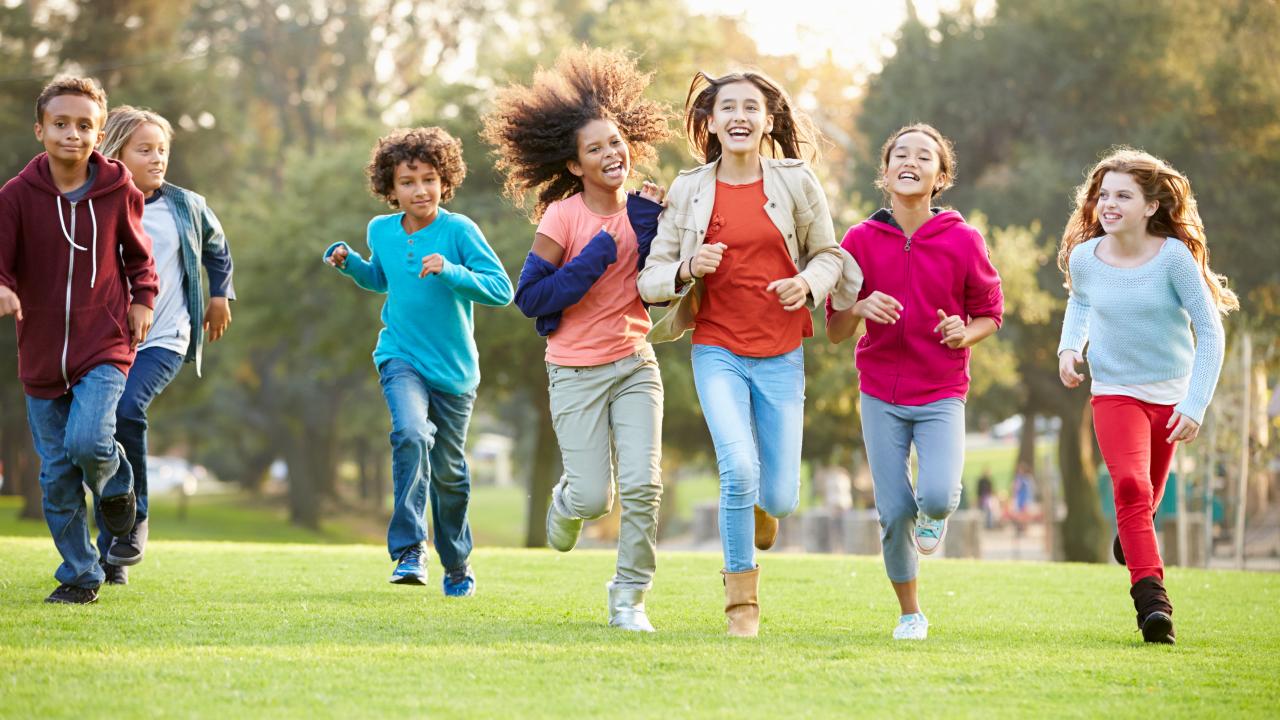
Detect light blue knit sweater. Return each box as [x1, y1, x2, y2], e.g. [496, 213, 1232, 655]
[1058, 237, 1225, 423]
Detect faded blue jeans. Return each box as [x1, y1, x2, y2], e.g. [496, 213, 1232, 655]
[860, 394, 966, 583]
[692, 344, 804, 573]
[95, 346, 185, 557]
[379, 358, 476, 572]
[26, 364, 132, 589]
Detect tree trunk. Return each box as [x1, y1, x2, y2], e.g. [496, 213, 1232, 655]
[1059, 393, 1107, 562]
[285, 435, 321, 532]
[1017, 408, 1038, 472]
[523, 394, 561, 548]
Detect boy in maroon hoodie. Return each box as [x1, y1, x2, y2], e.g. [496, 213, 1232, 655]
[0, 76, 158, 604]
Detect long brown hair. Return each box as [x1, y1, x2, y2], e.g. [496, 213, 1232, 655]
[684, 70, 822, 165]
[1059, 147, 1238, 313]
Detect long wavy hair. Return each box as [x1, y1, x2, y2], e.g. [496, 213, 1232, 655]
[683, 70, 822, 165]
[1059, 147, 1238, 313]
[481, 46, 671, 220]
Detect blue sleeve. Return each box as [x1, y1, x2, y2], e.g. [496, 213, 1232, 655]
[1057, 251, 1090, 355]
[198, 201, 235, 300]
[437, 223, 514, 307]
[514, 229, 617, 334]
[627, 193, 663, 272]
[1169, 249, 1225, 424]
[323, 240, 388, 293]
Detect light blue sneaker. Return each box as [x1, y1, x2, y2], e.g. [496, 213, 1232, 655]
[914, 516, 947, 555]
[443, 565, 476, 597]
[390, 546, 427, 585]
[893, 612, 929, 640]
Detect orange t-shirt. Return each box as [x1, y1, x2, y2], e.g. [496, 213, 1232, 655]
[692, 179, 812, 356]
[535, 193, 651, 366]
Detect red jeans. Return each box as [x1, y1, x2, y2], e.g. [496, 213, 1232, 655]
[1091, 395, 1178, 585]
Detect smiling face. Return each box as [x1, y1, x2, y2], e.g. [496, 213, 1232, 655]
[392, 160, 443, 226]
[34, 94, 104, 166]
[708, 80, 773, 159]
[884, 131, 943, 199]
[1096, 170, 1157, 236]
[119, 122, 169, 197]
[568, 117, 630, 192]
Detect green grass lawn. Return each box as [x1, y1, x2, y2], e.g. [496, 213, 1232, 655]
[1, 537, 1276, 718]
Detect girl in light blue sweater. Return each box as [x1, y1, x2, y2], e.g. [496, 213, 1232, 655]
[1057, 147, 1237, 644]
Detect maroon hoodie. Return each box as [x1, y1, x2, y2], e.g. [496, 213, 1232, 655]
[826, 209, 1003, 405]
[0, 151, 158, 398]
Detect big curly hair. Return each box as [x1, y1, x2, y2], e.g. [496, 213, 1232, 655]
[367, 127, 466, 207]
[481, 46, 671, 220]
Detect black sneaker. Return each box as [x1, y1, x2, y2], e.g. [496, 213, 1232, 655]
[107, 518, 148, 566]
[1113, 533, 1125, 565]
[45, 583, 99, 604]
[101, 561, 128, 585]
[99, 490, 137, 537]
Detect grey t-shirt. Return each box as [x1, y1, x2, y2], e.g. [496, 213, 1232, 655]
[138, 194, 191, 357]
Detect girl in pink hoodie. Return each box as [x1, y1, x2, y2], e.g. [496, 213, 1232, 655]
[826, 124, 1003, 640]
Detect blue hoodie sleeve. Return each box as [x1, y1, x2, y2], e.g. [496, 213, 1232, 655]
[514, 229, 617, 336]
[198, 200, 235, 300]
[627, 193, 663, 272]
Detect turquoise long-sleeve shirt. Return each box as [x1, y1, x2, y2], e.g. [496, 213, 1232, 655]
[325, 208, 513, 395]
[1057, 237, 1224, 424]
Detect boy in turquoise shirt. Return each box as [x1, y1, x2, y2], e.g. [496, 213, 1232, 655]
[324, 127, 512, 595]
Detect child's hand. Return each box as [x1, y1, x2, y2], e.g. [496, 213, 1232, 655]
[1058, 350, 1085, 388]
[637, 181, 666, 205]
[934, 309, 967, 348]
[204, 297, 232, 342]
[1166, 412, 1200, 444]
[326, 245, 349, 269]
[0, 286, 21, 322]
[419, 253, 445, 278]
[853, 291, 902, 324]
[766, 275, 811, 312]
[127, 303, 153, 350]
[690, 242, 726, 278]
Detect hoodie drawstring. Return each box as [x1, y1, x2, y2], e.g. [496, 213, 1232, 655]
[55, 196, 98, 287]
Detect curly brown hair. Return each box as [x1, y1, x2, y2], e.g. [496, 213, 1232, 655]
[366, 127, 466, 207]
[35, 75, 108, 125]
[481, 46, 671, 220]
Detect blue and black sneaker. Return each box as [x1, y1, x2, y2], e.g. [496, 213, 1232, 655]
[390, 546, 427, 585]
[443, 565, 476, 597]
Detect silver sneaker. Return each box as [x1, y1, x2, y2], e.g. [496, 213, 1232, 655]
[545, 487, 583, 552]
[607, 582, 656, 632]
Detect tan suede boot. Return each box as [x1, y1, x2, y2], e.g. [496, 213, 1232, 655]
[754, 504, 778, 550]
[722, 566, 760, 637]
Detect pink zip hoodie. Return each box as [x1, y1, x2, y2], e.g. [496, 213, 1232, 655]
[827, 208, 1003, 405]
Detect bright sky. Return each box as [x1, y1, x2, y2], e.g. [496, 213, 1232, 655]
[685, 0, 994, 73]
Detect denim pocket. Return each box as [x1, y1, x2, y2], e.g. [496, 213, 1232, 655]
[781, 346, 805, 369]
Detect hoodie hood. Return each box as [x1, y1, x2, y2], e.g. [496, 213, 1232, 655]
[18, 150, 132, 200]
[865, 207, 965, 241]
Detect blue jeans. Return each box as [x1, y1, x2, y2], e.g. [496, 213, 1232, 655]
[860, 394, 966, 582]
[379, 358, 476, 571]
[94, 347, 184, 556]
[692, 344, 804, 573]
[25, 364, 132, 588]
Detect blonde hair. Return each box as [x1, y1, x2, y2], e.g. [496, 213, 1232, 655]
[1060, 147, 1239, 314]
[99, 106, 174, 159]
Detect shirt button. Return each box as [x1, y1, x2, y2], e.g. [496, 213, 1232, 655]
[770, 202, 777, 208]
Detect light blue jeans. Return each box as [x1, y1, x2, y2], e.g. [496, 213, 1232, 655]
[860, 394, 966, 582]
[26, 364, 132, 588]
[378, 358, 476, 572]
[692, 344, 804, 573]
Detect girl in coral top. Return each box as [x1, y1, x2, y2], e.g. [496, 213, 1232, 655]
[826, 124, 1003, 641]
[484, 47, 670, 632]
[640, 70, 859, 637]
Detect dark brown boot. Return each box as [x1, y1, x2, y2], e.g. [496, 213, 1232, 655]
[1130, 576, 1175, 644]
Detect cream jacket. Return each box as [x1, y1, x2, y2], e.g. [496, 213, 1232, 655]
[637, 157, 862, 343]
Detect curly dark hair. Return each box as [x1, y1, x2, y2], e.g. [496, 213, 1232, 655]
[481, 46, 671, 220]
[366, 127, 466, 207]
[35, 75, 108, 125]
